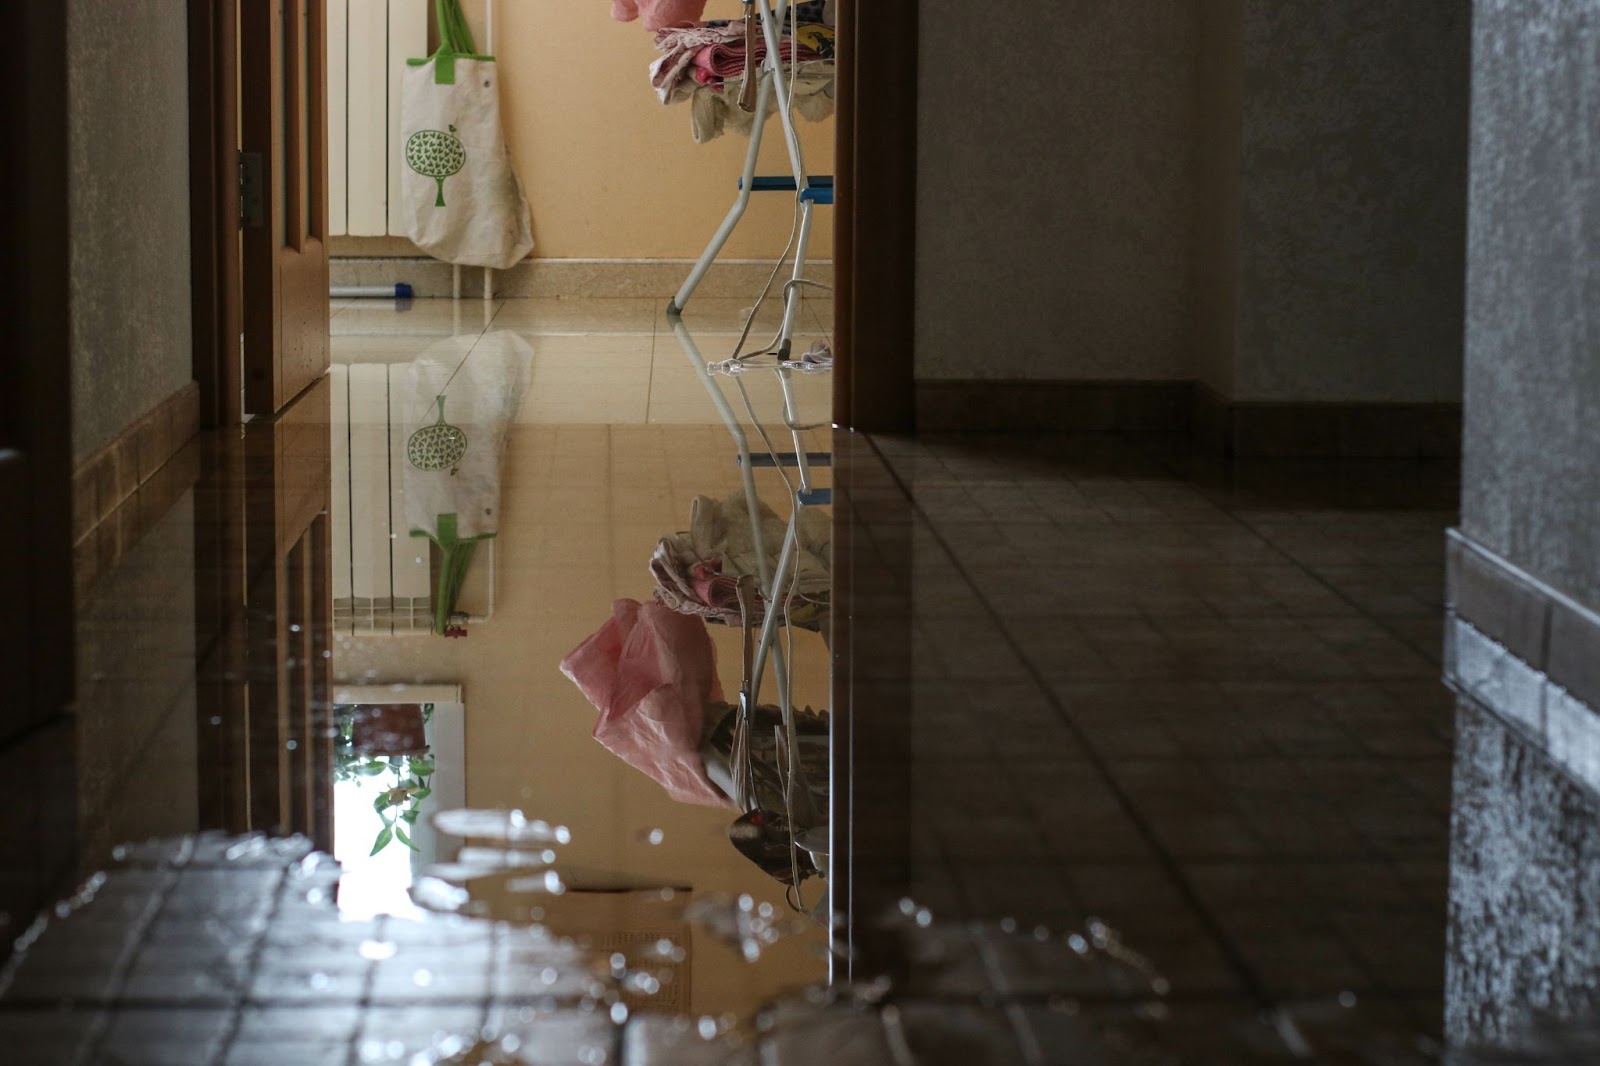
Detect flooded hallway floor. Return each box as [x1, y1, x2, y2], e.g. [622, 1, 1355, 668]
[5, 299, 1595, 1064]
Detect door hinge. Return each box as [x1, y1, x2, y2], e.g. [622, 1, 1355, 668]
[238, 150, 264, 229]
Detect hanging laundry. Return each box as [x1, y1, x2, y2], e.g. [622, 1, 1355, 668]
[611, 0, 710, 31]
[686, 71, 835, 143]
[561, 599, 735, 809]
[650, 22, 743, 103]
[689, 37, 822, 85]
[649, 493, 831, 627]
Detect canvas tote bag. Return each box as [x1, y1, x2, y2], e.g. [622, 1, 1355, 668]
[400, 0, 534, 269]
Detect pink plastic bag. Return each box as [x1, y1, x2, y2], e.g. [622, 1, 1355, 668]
[561, 599, 734, 808]
[610, 0, 710, 31]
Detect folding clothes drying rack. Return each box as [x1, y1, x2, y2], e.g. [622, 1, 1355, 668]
[667, 0, 834, 363]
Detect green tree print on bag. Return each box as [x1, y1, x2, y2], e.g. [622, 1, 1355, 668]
[407, 126, 466, 206]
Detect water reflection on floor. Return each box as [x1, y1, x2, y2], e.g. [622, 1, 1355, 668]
[329, 296, 838, 1021]
[9, 298, 1600, 1063]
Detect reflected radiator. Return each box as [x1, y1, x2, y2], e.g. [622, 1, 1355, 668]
[330, 364, 434, 634]
[326, 0, 428, 237]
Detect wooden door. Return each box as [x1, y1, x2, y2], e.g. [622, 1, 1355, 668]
[241, 0, 331, 417]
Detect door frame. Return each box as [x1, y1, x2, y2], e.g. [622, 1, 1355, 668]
[4, 1, 75, 738]
[833, 0, 918, 433]
[190, 0, 244, 429]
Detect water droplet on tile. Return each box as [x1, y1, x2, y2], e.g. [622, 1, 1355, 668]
[358, 939, 397, 960]
[698, 1016, 719, 1040]
[1339, 990, 1358, 1008]
[610, 1002, 629, 1024]
[638, 827, 665, 845]
[310, 972, 331, 990]
[413, 968, 433, 987]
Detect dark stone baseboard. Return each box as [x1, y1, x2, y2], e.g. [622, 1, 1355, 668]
[915, 380, 1192, 434]
[914, 379, 1463, 458]
[1193, 383, 1462, 458]
[70, 381, 201, 601]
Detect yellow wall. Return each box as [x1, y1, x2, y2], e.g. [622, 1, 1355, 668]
[457, 1, 835, 259]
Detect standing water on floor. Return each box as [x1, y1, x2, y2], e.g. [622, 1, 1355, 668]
[11, 298, 1600, 1063]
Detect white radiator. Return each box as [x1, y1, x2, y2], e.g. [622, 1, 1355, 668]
[327, 0, 428, 237]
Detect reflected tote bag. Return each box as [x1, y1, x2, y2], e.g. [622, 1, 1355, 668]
[400, 0, 534, 269]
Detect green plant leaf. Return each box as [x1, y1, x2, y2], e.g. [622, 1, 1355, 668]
[395, 824, 418, 850]
[373, 792, 394, 812]
[412, 787, 432, 802]
[401, 809, 420, 823]
[370, 826, 394, 855]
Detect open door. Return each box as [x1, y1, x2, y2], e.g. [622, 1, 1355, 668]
[241, 0, 331, 417]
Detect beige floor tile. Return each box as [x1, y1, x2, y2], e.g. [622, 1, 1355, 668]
[332, 334, 482, 363]
[668, 296, 795, 335]
[334, 298, 501, 334]
[519, 332, 655, 357]
[490, 298, 659, 334]
[515, 384, 650, 425]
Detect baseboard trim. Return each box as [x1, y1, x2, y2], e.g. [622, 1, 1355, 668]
[1447, 530, 1600, 717]
[330, 256, 836, 300]
[915, 380, 1192, 434]
[914, 380, 1464, 454]
[1444, 531, 1600, 801]
[71, 382, 201, 596]
[1193, 383, 1462, 458]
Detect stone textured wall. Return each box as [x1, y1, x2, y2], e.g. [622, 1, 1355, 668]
[1447, 700, 1600, 1046]
[1232, 0, 1472, 402]
[914, 1, 1200, 382]
[914, 2, 1471, 401]
[1460, 0, 1600, 612]
[67, 0, 193, 460]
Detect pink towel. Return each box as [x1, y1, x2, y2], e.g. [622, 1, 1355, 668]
[611, 0, 709, 31]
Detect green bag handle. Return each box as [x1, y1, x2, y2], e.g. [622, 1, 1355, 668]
[412, 0, 489, 85]
[437, 0, 477, 56]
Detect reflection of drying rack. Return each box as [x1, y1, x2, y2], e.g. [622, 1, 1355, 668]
[668, 0, 833, 362]
[667, 316, 829, 716]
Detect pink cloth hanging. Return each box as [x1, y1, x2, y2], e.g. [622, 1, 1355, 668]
[611, 0, 710, 31]
[561, 599, 734, 809]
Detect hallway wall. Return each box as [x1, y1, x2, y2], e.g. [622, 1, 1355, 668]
[912, 0, 1471, 427]
[1460, 0, 1600, 612]
[913, 1, 1201, 383]
[1230, 0, 1471, 404]
[67, 0, 194, 461]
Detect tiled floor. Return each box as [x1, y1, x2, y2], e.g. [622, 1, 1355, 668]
[9, 298, 1597, 1063]
[834, 435, 1465, 1050]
